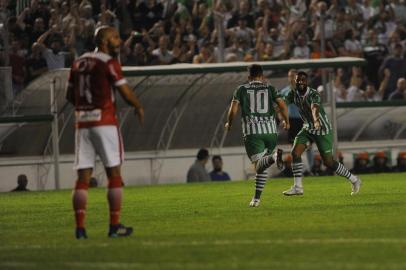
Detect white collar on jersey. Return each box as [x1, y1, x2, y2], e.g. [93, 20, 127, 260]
[298, 86, 310, 98]
[79, 50, 112, 62]
[249, 80, 263, 84]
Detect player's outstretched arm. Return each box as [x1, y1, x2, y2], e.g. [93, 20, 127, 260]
[225, 100, 239, 131]
[276, 97, 290, 130]
[311, 103, 321, 129]
[117, 84, 144, 126]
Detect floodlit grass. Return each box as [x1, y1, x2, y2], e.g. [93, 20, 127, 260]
[1, 173, 406, 270]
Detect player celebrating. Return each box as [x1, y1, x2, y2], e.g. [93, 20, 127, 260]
[283, 71, 361, 196]
[225, 64, 289, 207]
[66, 26, 144, 239]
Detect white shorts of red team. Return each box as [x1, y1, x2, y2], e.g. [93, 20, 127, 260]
[74, 125, 124, 170]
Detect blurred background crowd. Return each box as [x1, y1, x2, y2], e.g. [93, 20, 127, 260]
[0, 0, 405, 100]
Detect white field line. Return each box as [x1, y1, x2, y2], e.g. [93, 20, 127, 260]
[1, 238, 406, 250]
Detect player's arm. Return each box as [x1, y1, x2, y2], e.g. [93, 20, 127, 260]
[275, 97, 290, 130]
[108, 59, 144, 125]
[225, 87, 242, 131]
[117, 84, 144, 126]
[225, 100, 239, 131]
[311, 103, 321, 129]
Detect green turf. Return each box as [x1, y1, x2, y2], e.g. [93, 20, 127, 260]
[1, 173, 406, 270]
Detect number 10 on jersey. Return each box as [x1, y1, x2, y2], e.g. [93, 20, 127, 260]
[247, 90, 269, 113]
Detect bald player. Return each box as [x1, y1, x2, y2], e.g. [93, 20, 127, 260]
[66, 26, 144, 239]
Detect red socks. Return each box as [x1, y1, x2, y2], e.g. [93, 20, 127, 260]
[73, 176, 123, 229]
[107, 176, 123, 225]
[72, 180, 89, 229]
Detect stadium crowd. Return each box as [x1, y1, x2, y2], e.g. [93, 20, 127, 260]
[0, 0, 406, 99]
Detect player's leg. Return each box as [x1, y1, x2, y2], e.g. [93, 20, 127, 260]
[92, 126, 133, 237]
[73, 169, 92, 239]
[255, 134, 283, 173]
[244, 135, 270, 206]
[283, 130, 308, 196]
[317, 134, 362, 195]
[104, 166, 132, 237]
[72, 128, 96, 239]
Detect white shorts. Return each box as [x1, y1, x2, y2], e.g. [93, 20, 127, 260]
[74, 125, 124, 170]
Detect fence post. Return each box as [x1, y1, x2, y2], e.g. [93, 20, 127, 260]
[50, 79, 60, 189]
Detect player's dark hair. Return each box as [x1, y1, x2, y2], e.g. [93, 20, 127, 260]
[94, 25, 111, 46]
[197, 149, 209, 161]
[248, 64, 263, 78]
[212, 155, 222, 162]
[297, 71, 308, 78]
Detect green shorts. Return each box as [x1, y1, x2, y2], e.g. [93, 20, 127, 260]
[294, 129, 333, 155]
[244, 134, 278, 162]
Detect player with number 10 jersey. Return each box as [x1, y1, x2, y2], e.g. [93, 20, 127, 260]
[225, 64, 289, 207]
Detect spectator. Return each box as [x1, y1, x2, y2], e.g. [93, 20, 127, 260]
[346, 66, 367, 101]
[227, 0, 255, 29]
[26, 42, 48, 81]
[226, 15, 255, 48]
[135, 0, 163, 31]
[291, 35, 310, 59]
[193, 42, 216, 64]
[334, 68, 349, 102]
[351, 152, 371, 174]
[186, 148, 210, 183]
[362, 30, 388, 87]
[9, 39, 26, 95]
[360, 0, 378, 22]
[224, 36, 246, 61]
[388, 78, 406, 100]
[344, 29, 363, 58]
[263, 27, 288, 60]
[362, 82, 384, 102]
[36, 27, 70, 70]
[393, 151, 406, 172]
[11, 174, 30, 192]
[379, 43, 406, 99]
[370, 151, 392, 173]
[152, 35, 174, 65]
[209, 155, 231, 181]
[192, 1, 210, 31]
[312, 1, 335, 41]
[123, 30, 157, 66]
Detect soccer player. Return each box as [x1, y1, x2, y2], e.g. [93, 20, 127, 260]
[225, 64, 289, 207]
[66, 26, 144, 239]
[282, 71, 361, 196]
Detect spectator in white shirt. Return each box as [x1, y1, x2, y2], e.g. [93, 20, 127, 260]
[36, 28, 70, 70]
[152, 35, 174, 65]
[344, 29, 363, 57]
[292, 35, 310, 59]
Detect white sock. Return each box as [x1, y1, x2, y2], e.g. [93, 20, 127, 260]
[292, 162, 303, 187]
[294, 176, 303, 188]
[349, 174, 358, 183]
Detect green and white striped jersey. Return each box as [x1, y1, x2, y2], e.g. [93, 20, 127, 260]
[285, 87, 332, 135]
[232, 81, 280, 136]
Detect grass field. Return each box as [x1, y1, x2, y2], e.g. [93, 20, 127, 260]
[1, 173, 406, 270]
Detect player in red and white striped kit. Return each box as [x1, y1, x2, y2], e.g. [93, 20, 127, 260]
[66, 26, 144, 239]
